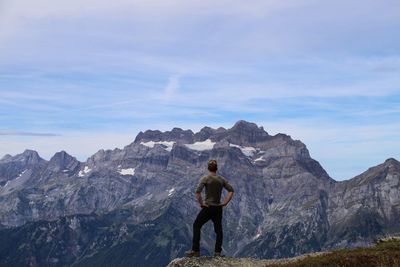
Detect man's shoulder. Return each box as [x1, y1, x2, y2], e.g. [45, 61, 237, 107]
[199, 175, 208, 182]
[217, 175, 228, 182]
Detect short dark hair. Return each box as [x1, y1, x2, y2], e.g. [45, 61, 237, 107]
[208, 159, 218, 172]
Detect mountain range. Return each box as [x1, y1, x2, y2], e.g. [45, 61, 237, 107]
[0, 120, 399, 266]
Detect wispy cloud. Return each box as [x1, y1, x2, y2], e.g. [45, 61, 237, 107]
[0, 131, 60, 136]
[163, 74, 181, 102]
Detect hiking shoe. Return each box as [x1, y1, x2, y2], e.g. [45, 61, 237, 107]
[214, 252, 225, 257]
[185, 250, 200, 257]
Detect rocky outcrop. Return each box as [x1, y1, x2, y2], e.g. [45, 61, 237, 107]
[326, 158, 400, 249]
[0, 150, 46, 188]
[166, 257, 269, 267]
[166, 251, 331, 267]
[47, 151, 81, 173]
[134, 128, 195, 144]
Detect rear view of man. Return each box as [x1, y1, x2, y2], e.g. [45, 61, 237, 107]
[185, 159, 234, 257]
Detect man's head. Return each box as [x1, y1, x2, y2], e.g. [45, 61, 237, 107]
[208, 159, 218, 172]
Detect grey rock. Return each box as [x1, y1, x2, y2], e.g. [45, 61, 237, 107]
[134, 128, 195, 144]
[166, 256, 268, 267]
[47, 150, 81, 173]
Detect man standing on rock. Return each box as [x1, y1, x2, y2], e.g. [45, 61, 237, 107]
[186, 159, 234, 257]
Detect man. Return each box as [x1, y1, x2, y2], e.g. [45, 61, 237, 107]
[185, 159, 234, 257]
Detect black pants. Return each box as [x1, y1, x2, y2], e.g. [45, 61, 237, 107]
[192, 205, 223, 253]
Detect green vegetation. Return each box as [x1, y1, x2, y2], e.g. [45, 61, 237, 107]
[265, 239, 400, 267]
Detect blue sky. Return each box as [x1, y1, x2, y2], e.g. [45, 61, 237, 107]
[1, 0, 400, 180]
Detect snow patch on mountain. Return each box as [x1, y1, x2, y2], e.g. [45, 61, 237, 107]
[167, 188, 175, 196]
[229, 144, 257, 157]
[78, 166, 92, 177]
[119, 168, 135, 176]
[185, 139, 215, 151]
[16, 170, 27, 179]
[254, 156, 266, 162]
[140, 141, 175, 152]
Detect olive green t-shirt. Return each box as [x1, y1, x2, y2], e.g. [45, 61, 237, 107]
[195, 174, 234, 206]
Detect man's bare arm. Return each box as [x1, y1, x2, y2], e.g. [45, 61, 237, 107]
[221, 191, 234, 206]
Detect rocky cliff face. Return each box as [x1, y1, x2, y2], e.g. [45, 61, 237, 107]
[326, 158, 400, 248]
[0, 120, 399, 267]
